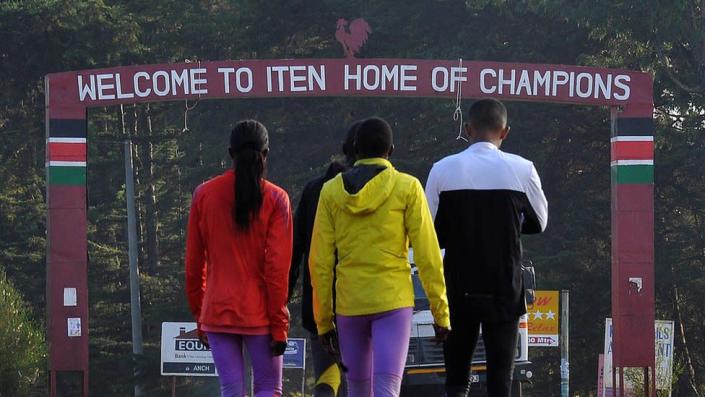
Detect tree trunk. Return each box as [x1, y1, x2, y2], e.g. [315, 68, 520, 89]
[671, 267, 701, 397]
[130, 105, 147, 268]
[141, 104, 160, 274]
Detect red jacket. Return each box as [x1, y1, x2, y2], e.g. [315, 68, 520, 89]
[185, 170, 293, 342]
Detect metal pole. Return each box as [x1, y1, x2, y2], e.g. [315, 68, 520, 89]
[125, 139, 145, 397]
[301, 368, 306, 397]
[302, 339, 307, 397]
[171, 376, 176, 397]
[560, 290, 569, 397]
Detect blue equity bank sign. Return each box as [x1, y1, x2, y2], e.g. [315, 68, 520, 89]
[161, 322, 308, 377]
[161, 322, 217, 376]
[283, 339, 306, 369]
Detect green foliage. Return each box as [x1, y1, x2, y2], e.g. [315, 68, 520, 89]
[0, 271, 46, 396]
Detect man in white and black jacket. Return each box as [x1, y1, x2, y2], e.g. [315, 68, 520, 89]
[425, 98, 548, 397]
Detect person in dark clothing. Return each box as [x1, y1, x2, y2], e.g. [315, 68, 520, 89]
[425, 99, 548, 397]
[288, 122, 359, 397]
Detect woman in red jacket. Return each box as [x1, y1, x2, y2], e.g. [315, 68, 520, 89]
[185, 119, 293, 397]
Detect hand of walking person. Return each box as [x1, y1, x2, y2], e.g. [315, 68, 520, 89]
[271, 340, 288, 356]
[320, 329, 340, 356]
[198, 329, 210, 349]
[320, 329, 348, 373]
[433, 324, 450, 344]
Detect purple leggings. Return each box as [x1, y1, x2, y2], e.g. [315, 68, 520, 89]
[206, 332, 283, 397]
[337, 307, 413, 397]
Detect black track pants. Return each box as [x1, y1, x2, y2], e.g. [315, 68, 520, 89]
[444, 317, 519, 397]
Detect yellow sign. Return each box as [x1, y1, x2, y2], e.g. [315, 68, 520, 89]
[527, 290, 560, 347]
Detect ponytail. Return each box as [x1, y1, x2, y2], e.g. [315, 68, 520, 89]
[230, 120, 269, 229]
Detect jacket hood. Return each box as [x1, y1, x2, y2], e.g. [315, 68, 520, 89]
[330, 158, 396, 215]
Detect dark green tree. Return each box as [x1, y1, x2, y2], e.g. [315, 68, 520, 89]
[0, 271, 46, 396]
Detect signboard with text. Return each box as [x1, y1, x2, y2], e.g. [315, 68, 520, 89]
[527, 290, 560, 347]
[603, 318, 674, 396]
[46, 59, 653, 119]
[283, 338, 306, 369]
[161, 322, 217, 377]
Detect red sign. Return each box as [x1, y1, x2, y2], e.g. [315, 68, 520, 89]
[46, 59, 653, 118]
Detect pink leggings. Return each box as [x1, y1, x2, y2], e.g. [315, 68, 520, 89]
[337, 307, 413, 397]
[206, 332, 283, 397]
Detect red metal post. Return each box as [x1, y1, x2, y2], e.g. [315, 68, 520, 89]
[610, 102, 656, 394]
[45, 76, 90, 396]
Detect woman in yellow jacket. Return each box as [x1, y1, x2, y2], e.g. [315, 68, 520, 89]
[309, 117, 451, 397]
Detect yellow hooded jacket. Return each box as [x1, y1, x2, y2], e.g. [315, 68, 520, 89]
[309, 157, 451, 335]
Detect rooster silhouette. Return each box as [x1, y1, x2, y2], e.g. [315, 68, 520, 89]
[335, 18, 372, 58]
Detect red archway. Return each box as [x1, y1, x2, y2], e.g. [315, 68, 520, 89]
[45, 58, 655, 396]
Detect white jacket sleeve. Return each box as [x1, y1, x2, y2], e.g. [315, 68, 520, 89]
[424, 164, 441, 220]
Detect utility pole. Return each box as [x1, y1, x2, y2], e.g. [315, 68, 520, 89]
[560, 290, 570, 397]
[125, 139, 145, 397]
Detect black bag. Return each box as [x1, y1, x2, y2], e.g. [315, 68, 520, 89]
[522, 260, 536, 305]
